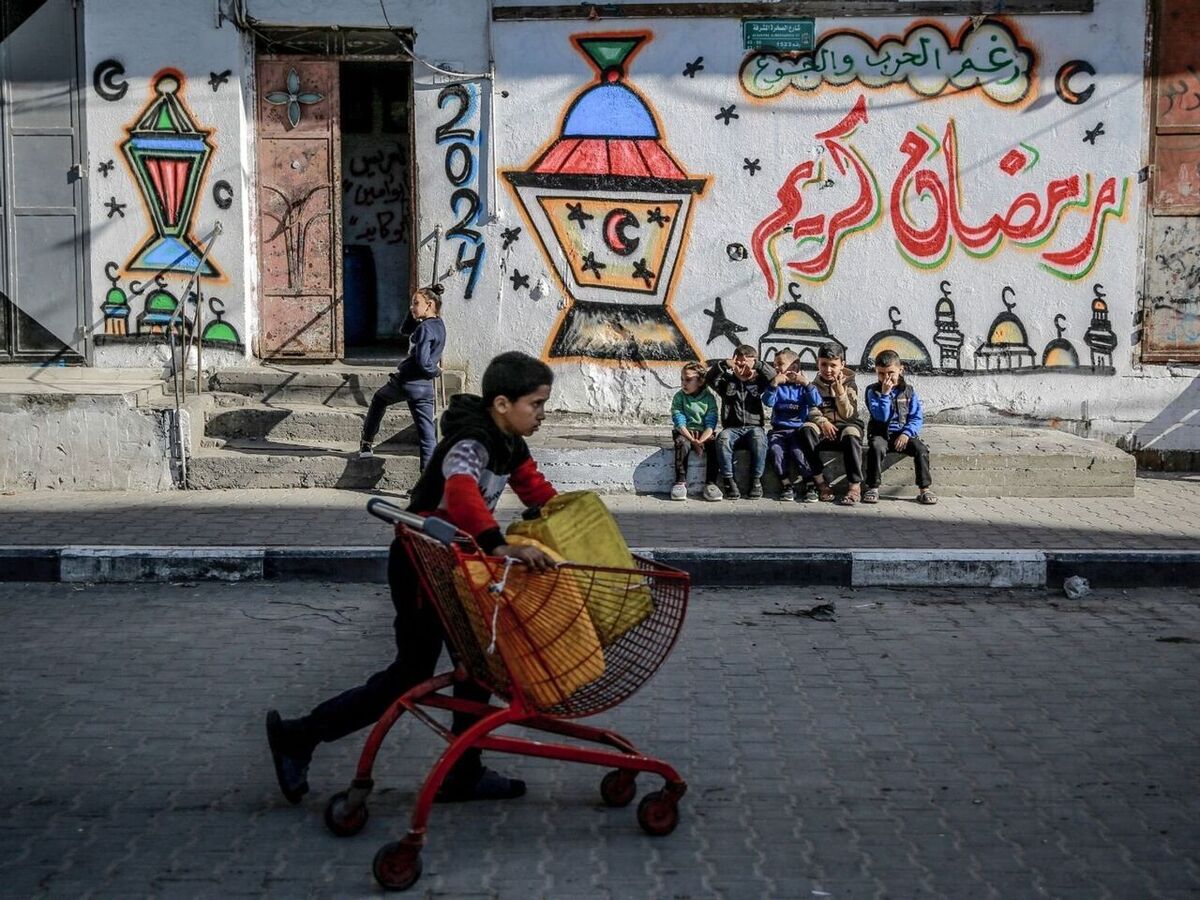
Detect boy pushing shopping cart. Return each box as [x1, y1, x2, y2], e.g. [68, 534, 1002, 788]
[267, 351, 690, 891]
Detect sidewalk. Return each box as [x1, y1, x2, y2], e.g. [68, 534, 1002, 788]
[1, 475, 1197, 587]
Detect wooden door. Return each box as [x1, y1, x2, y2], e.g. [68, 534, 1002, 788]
[255, 57, 341, 359]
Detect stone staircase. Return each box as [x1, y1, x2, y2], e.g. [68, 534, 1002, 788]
[183, 368, 1136, 497]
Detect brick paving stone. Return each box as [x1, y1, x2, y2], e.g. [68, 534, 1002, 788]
[1, 582, 1198, 899]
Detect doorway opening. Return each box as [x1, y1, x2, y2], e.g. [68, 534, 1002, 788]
[339, 60, 414, 360]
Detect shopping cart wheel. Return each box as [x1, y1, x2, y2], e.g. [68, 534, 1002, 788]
[324, 790, 369, 837]
[600, 769, 637, 808]
[373, 839, 423, 892]
[636, 790, 679, 836]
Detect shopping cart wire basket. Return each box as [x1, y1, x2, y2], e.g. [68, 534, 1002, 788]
[325, 498, 690, 892]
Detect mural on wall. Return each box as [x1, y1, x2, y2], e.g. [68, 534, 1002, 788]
[436, 83, 485, 299]
[121, 71, 222, 277]
[751, 95, 1130, 297]
[740, 20, 1035, 106]
[97, 262, 242, 352]
[504, 32, 708, 363]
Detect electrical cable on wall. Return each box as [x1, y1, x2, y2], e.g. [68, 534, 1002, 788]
[378, 0, 493, 80]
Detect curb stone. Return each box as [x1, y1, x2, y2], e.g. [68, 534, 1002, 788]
[3, 546, 1199, 589]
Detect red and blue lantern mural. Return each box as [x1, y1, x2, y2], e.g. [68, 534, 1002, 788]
[505, 33, 707, 363]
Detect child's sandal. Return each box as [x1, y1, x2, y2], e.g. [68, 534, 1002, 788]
[917, 490, 938, 505]
[837, 485, 861, 506]
[816, 483, 836, 502]
[861, 488, 880, 504]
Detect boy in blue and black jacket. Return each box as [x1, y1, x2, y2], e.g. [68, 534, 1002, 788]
[762, 349, 821, 502]
[863, 349, 937, 505]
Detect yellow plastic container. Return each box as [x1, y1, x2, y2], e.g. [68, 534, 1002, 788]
[507, 491, 653, 645]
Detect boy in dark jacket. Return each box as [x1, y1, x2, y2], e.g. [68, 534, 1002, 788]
[800, 343, 866, 505]
[762, 349, 821, 502]
[863, 349, 937, 505]
[269, 351, 559, 805]
[359, 285, 446, 469]
[706, 344, 776, 500]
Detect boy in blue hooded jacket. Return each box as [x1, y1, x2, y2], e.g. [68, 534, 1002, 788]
[762, 349, 821, 502]
[862, 349, 937, 505]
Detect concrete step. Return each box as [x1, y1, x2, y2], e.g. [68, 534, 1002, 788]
[208, 366, 463, 408]
[185, 439, 420, 490]
[183, 424, 1135, 497]
[204, 402, 417, 445]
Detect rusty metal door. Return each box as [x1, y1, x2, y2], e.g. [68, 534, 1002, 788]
[255, 57, 341, 359]
[1142, 0, 1200, 363]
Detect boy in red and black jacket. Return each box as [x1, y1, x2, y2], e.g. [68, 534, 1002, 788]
[268, 352, 558, 805]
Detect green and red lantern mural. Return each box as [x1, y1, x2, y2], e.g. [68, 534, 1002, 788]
[504, 33, 708, 363]
[121, 71, 221, 277]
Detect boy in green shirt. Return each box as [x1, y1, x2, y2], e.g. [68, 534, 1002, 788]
[669, 362, 721, 501]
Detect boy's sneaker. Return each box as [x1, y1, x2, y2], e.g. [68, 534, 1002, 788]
[748, 478, 764, 500]
[779, 483, 795, 502]
[669, 482, 687, 501]
[266, 710, 312, 805]
[801, 484, 820, 503]
[722, 477, 741, 500]
[435, 766, 527, 803]
[702, 482, 723, 502]
[357, 442, 374, 459]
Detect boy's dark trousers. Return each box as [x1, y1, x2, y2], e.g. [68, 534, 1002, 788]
[799, 424, 864, 483]
[672, 431, 719, 483]
[290, 539, 489, 770]
[767, 428, 812, 482]
[362, 376, 437, 470]
[866, 426, 932, 489]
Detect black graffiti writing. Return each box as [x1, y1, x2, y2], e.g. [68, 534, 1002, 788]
[353, 210, 407, 245]
[212, 180, 233, 210]
[1163, 66, 1200, 114]
[347, 146, 405, 178]
[93, 59, 128, 102]
[436, 85, 484, 299]
[348, 178, 406, 207]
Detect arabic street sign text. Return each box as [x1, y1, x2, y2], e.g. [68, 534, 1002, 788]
[742, 19, 815, 52]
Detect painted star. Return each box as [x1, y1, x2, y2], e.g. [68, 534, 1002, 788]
[682, 57, 704, 78]
[743, 157, 761, 176]
[501, 226, 521, 249]
[103, 196, 127, 219]
[580, 250, 606, 279]
[1083, 122, 1106, 144]
[715, 104, 739, 125]
[208, 69, 231, 92]
[566, 202, 594, 229]
[631, 258, 655, 288]
[703, 297, 748, 347]
[646, 207, 671, 227]
[509, 268, 530, 290]
[97, 159, 115, 177]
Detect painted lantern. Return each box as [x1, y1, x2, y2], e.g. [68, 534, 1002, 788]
[505, 34, 706, 362]
[122, 73, 219, 276]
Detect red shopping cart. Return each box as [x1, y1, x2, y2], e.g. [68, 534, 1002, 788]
[325, 498, 690, 892]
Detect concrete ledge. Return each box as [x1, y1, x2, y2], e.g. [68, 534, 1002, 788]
[0, 547, 60, 582]
[852, 550, 1046, 587]
[263, 547, 388, 582]
[4, 546, 1199, 589]
[58, 547, 264, 583]
[1046, 551, 1200, 588]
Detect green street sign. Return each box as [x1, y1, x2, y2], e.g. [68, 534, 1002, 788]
[742, 19, 815, 52]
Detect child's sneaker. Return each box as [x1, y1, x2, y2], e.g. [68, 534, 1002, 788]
[779, 482, 795, 502]
[357, 441, 374, 459]
[669, 482, 687, 501]
[722, 476, 741, 500]
[266, 710, 312, 805]
[801, 483, 820, 503]
[702, 482, 723, 502]
[748, 478, 764, 500]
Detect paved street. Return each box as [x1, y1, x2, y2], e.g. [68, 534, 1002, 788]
[0, 474, 1198, 551]
[1, 582, 1197, 898]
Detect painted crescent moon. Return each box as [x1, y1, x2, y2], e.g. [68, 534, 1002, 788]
[602, 208, 640, 257]
[1055, 60, 1096, 106]
[93, 59, 128, 102]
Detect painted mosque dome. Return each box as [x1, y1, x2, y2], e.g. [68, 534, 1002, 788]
[860, 307, 932, 371]
[975, 286, 1036, 370]
[1041, 314, 1080, 368]
[758, 300, 844, 368]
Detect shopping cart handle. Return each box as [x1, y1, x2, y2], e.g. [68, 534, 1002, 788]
[366, 498, 458, 545]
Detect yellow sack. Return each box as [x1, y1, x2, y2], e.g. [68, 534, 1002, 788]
[457, 535, 605, 709]
[506, 491, 653, 645]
